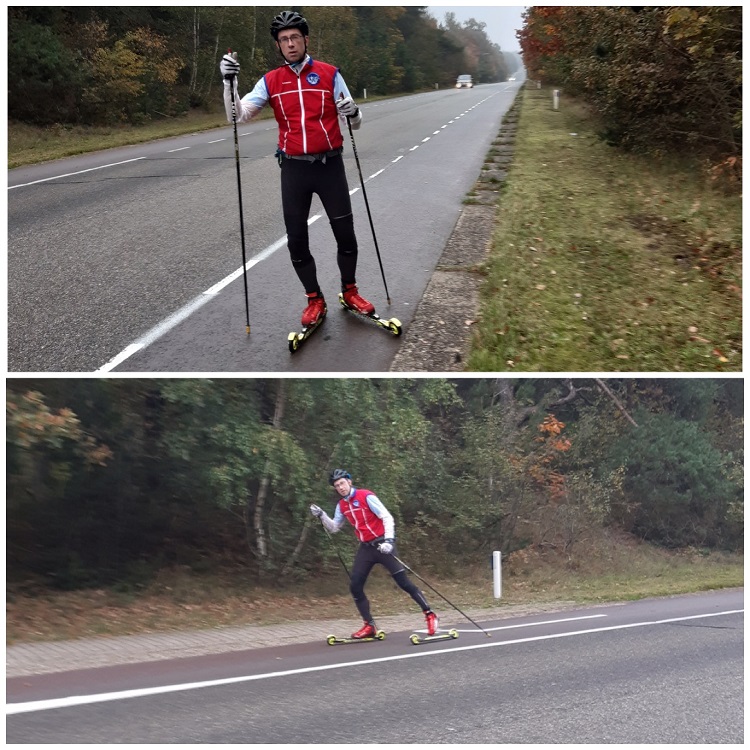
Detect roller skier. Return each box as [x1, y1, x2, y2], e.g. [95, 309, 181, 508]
[310, 469, 440, 641]
[220, 11, 377, 340]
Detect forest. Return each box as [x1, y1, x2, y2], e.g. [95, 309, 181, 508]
[518, 6, 741, 175]
[8, 6, 515, 127]
[6, 379, 743, 592]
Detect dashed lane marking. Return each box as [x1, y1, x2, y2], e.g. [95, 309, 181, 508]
[5, 87, 507, 371]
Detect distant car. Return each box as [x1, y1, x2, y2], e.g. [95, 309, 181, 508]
[456, 75, 473, 89]
[508, 76, 516, 81]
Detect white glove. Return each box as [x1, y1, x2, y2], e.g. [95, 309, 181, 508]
[337, 96, 359, 118]
[220, 53, 240, 80]
[310, 504, 323, 518]
[378, 539, 394, 555]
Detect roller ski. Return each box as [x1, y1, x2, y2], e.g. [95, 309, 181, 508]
[327, 622, 386, 646]
[338, 284, 402, 337]
[409, 629, 459, 645]
[288, 293, 327, 353]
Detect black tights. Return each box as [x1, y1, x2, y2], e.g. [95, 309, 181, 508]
[280, 155, 358, 295]
[349, 541, 430, 624]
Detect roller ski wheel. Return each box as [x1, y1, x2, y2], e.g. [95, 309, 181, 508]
[409, 629, 459, 645]
[288, 310, 327, 354]
[326, 630, 386, 646]
[338, 293, 402, 337]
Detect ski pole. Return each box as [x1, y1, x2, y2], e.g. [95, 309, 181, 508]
[226, 50, 251, 334]
[391, 553, 491, 637]
[321, 523, 351, 578]
[343, 107, 392, 305]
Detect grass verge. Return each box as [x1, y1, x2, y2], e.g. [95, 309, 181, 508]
[6, 540, 742, 645]
[7, 111, 260, 168]
[469, 86, 742, 372]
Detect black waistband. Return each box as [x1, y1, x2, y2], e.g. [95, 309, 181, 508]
[282, 148, 343, 163]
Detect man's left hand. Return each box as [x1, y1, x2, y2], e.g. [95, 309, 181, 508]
[378, 539, 394, 555]
[337, 96, 359, 118]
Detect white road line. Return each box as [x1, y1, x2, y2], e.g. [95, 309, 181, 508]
[391, 155, 404, 163]
[167, 147, 190, 153]
[95, 214, 323, 371]
[208, 139, 226, 144]
[409, 145, 419, 151]
[368, 169, 384, 179]
[8, 157, 147, 189]
[6, 609, 742, 715]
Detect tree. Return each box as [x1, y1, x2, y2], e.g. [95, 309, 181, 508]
[8, 13, 84, 124]
[6, 378, 742, 592]
[81, 26, 183, 122]
[605, 411, 736, 547]
[517, 7, 742, 169]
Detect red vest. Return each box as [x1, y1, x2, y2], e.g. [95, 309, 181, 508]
[338, 489, 385, 542]
[264, 59, 343, 156]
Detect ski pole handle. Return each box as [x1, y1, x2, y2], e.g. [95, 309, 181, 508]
[224, 49, 239, 82]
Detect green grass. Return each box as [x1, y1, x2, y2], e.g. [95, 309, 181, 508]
[469, 87, 742, 372]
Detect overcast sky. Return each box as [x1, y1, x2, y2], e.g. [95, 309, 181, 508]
[426, 5, 527, 52]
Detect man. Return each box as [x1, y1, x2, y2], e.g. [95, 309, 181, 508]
[220, 10, 375, 329]
[310, 468, 439, 638]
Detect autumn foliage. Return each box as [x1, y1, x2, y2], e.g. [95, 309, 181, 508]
[527, 415, 571, 503]
[518, 7, 741, 177]
[8, 7, 514, 126]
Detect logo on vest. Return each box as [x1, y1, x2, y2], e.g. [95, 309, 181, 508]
[352, 500, 360, 508]
[306, 72, 320, 85]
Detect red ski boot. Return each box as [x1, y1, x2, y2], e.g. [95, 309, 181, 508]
[351, 622, 377, 639]
[425, 611, 439, 636]
[301, 292, 327, 327]
[341, 283, 375, 315]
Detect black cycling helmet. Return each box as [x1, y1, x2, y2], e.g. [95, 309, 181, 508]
[329, 468, 352, 485]
[270, 11, 309, 39]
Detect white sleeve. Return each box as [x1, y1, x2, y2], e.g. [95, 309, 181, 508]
[365, 495, 395, 539]
[223, 76, 267, 124]
[320, 502, 346, 534]
[334, 71, 362, 130]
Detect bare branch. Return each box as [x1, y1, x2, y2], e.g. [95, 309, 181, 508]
[594, 379, 639, 427]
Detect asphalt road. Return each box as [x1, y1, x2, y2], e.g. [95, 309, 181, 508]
[6, 590, 743, 743]
[8, 82, 521, 373]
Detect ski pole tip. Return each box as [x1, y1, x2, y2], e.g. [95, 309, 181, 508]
[246, 325, 251, 335]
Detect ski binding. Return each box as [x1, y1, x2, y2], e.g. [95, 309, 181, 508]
[338, 293, 402, 336]
[326, 630, 386, 646]
[409, 629, 459, 645]
[288, 309, 327, 353]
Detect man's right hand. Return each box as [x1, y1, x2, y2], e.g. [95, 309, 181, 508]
[220, 53, 240, 80]
[310, 504, 323, 518]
